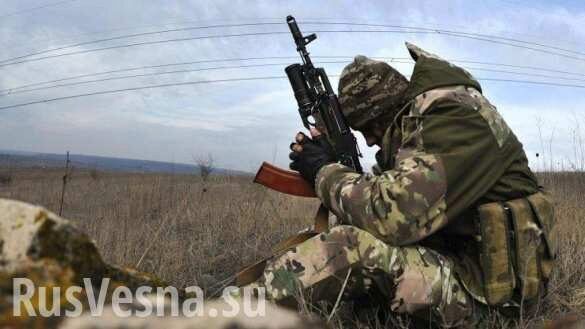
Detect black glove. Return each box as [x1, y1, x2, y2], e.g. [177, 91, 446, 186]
[289, 132, 335, 185]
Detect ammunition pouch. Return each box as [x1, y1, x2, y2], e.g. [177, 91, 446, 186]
[477, 190, 556, 305]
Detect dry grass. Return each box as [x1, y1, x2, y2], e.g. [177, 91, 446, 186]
[0, 167, 317, 288]
[1, 167, 584, 327]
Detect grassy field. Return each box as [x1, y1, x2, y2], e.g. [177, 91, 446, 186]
[0, 166, 584, 328]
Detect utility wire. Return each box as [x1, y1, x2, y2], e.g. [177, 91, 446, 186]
[0, 76, 286, 111]
[0, 31, 294, 68]
[4, 20, 585, 65]
[304, 21, 585, 57]
[480, 78, 585, 88]
[437, 31, 585, 62]
[0, 30, 442, 68]
[0, 23, 282, 64]
[8, 16, 565, 59]
[25, 18, 284, 46]
[1, 75, 584, 111]
[3, 55, 585, 95]
[0, 57, 300, 93]
[6, 17, 359, 55]
[4, 60, 585, 97]
[2, 24, 585, 68]
[0, 0, 79, 19]
[0, 62, 296, 95]
[435, 58, 585, 77]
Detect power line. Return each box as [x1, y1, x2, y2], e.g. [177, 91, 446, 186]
[0, 30, 441, 69]
[458, 66, 585, 81]
[0, 0, 79, 19]
[304, 21, 585, 57]
[0, 57, 300, 93]
[437, 31, 585, 62]
[0, 23, 283, 64]
[4, 20, 585, 65]
[22, 18, 284, 46]
[0, 76, 286, 111]
[5, 59, 585, 97]
[480, 78, 585, 88]
[0, 31, 294, 68]
[436, 58, 585, 77]
[1, 75, 584, 111]
[0, 62, 296, 96]
[8, 17, 381, 56]
[3, 55, 585, 95]
[9, 16, 571, 59]
[2, 23, 585, 68]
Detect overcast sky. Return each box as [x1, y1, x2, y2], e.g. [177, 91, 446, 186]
[1, 0, 585, 172]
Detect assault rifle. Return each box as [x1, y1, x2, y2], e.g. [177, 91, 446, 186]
[236, 16, 364, 285]
[254, 15, 363, 197]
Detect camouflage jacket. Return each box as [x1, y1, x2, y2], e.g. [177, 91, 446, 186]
[315, 43, 540, 300]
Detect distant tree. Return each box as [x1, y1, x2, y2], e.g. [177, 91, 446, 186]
[0, 172, 12, 186]
[194, 153, 215, 182]
[0, 155, 14, 186]
[90, 168, 99, 180]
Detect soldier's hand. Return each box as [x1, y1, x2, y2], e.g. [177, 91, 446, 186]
[289, 131, 335, 185]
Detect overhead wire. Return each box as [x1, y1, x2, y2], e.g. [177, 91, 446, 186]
[0, 30, 441, 68]
[0, 57, 300, 93]
[8, 17, 362, 54]
[3, 55, 585, 96]
[2, 22, 585, 68]
[436, 31, 585, 62]
[4, 59, 585, 97]
[30, 17, 284, 44]
[303, 21, 585, 57]
[1, 75, 585, 111]
[1, 19, 584, 110]
[0, 76, 286, 111]
[0, 22, 282, 64]
[0, 0, 79, 19]
[4, 20, 585, 64]
[0, 62, 297, 96]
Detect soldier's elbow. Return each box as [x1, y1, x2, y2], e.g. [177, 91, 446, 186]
[367, 215, 424, 247]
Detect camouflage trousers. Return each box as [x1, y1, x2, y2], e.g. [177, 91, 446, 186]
[242, 225, 475, 328]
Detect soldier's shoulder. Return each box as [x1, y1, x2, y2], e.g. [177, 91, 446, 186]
[407, 85, 512, 149]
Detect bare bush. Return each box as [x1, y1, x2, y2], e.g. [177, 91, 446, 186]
[90, 168, 99, 180]
[194, 153, 215, 182]
[0, 172, 12, 186]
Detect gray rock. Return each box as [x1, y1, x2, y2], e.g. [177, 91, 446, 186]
[0, 199, 327, 329]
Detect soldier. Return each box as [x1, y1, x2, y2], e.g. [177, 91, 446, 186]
[240, 43, 556, 328]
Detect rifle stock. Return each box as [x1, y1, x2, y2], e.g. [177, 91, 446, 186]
[254, 162, 317, 198]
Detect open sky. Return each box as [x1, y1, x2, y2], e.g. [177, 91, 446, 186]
[1, 0, 585, 172]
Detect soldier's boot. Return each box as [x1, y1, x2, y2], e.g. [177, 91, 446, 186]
[239, 225, 476, 328]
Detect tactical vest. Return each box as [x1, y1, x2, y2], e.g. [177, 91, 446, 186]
[379, 83, 558, 306]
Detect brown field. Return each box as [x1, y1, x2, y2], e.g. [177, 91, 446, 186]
[0, 167, 584, 328]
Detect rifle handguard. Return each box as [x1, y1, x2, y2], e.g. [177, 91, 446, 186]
[254, 162, 317, 198]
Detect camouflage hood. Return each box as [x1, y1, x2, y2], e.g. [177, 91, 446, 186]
[374, 43, 485, 170]
[403, 43, 482, 101]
